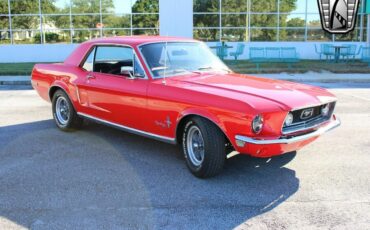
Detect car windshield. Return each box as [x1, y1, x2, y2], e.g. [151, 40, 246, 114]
[139, 42, 230, 78]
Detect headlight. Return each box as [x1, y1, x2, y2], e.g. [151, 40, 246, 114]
[252, 114, 263, 134]
[284, 113, 294, 127]
[321, 104, 330, 116]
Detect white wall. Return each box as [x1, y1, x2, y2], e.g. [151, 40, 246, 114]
[159, 0, 193, 38]
[0, 42, 366, 63]
[0, 44, 78, 63]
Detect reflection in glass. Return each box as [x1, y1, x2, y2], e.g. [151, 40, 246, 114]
[194, 28, 220, 41]
[12, 30, 41, 44]
[72, 29, 101, 43]
[102, 0, 131, 14]
[72, 15, 100, 29]
[0, 30, 10, 44]
[43, 15, 70, 29]
[41, 0, 70, 14]
[194, 0, 219, 13]
[279, 28, 305, 41]
[12, 16, 40, 30]
[222, 0, 247, 12]
[307, 29, 332, 41]
[103, 29, 131, 37]
[280, 0, 306, 13]
[10, 0, 39, 14]
[0, 15, 9, 30]
[335, 29, 361, 42]
[132, 14, 159, 28]
[132, 29, 158, 35]
[42, 29, 71, 43]
[222, 29, 247, 42]
[102, 14, 130, 28]
[132, 0, 159, 13]
[222, 14, 247, 27]
[279, 14, 305, 27]
[194, 14, 219, 27]
[71, 0, 100, 14]
[251, 0, 277, 13]
[0, 0, 9, 14]
[250, 14, 278, 27]
[251, 28, 277, 41]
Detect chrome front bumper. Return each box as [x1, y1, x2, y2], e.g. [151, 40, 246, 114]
[235, 118, 341, 146]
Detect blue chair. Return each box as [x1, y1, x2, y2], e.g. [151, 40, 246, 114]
[315, 44, 324, 60]
[322, 44, 335, 61]
[230, 43, 245, 60]
[341, 45, 362, 62]
[361, 47, 370, 66]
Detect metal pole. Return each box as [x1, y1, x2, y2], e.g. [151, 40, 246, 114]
[38, 0, 43, 44]
[7, 0, 13, 44]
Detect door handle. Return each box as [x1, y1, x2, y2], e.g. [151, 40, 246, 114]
[86, 74, 96, 80]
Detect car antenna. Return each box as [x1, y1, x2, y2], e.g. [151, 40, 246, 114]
[162, 40, 168, 85]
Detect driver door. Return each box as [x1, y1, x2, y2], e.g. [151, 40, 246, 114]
[77, 45, 149, 131]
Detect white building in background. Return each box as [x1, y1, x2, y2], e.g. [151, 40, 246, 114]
[0, 0, 368, 62]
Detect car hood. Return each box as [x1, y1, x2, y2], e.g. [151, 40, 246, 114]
[168, 72, 337, 111]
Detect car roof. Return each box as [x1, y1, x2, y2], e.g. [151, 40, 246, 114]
[84, 36, 197, 46]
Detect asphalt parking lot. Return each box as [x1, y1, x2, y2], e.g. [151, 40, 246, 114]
[0, 84, 369, 229]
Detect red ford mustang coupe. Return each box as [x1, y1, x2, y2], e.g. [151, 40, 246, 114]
[32, 36, 340, 178]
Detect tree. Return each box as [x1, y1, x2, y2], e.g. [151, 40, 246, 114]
[132, 0, 159, 35]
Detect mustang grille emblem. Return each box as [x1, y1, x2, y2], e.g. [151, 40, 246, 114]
[317, 0, 360, 34]
[300, 108, 314, 120]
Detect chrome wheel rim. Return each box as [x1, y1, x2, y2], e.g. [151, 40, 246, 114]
[186, 126, 205, 166]
[55, 96, 70, 125]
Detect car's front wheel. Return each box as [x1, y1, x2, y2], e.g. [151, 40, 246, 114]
[182, 117, 226, 178]
[52, 89, 82, 131]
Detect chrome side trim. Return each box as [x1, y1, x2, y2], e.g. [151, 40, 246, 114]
[77, 112, 176, 144]
[236, 118, 340, 145]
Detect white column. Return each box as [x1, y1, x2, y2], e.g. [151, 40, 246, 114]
[159, 0, 193, 38]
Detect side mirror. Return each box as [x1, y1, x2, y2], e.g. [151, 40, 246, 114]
[120, 66, 134, 78]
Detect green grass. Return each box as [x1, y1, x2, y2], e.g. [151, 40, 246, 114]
[0, 60, 370, 76]
[224, 60, 370, 74]
[0, 63, 39, 76]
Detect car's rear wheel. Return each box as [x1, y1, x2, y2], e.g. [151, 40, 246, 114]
[182, 117, 226, 178]
[52, 89, 82, 131]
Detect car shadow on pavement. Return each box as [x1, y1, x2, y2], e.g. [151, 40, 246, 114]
[0, 120, 299, 229]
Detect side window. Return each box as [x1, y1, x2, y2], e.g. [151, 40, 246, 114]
[82, 47, 96, 72]
[134, 55, 145, 78]
[94, 46, 134, 76]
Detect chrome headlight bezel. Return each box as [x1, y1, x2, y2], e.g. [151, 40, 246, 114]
[321, 103, 330, 117]
[284, 112, 294, 127]
[252, 114, 264, 134]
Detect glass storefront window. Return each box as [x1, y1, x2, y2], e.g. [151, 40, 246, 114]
[222, 14, 247, 27]
[194, 0, 219, 13]
[222, 0, 247, 12]
[251, 0, 277, 13]
[0, 0, 8, 14]
[132, 0, 159, 13]
[72, 29, 100, 43]
[12, 30, 41, 44]
[307, 29, 332, 41]
[194, 14, 219, 27]
[10, 0, 39, 14]
[279, 28, 305, 41]
[132, 29, 159, 35]
[0, 30, 10, 44]
[102, 14, 131, 29]
[71, 0, 100, 14]
[279, 14, 305, 27]
[194, 28, 220, 41]
[132, 14, 159, 28]
[42, 29, 71, 43]
[41, 0, 70, 14]
[43, 15, 70, 29]
[251, 28, 277, 41]
[0, 15, 9, 30]
[103, 29, 131, 37]
[222, 28, 248, 42]
[12, 16, 40, 30]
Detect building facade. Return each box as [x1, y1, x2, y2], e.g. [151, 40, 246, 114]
[0, 0, 368, 62]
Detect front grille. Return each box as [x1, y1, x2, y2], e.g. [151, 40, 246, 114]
[282, 102, 336, 134]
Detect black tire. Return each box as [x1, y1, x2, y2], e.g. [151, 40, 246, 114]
[52, 89, 83, 131]
[182, 117, 226, 178]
